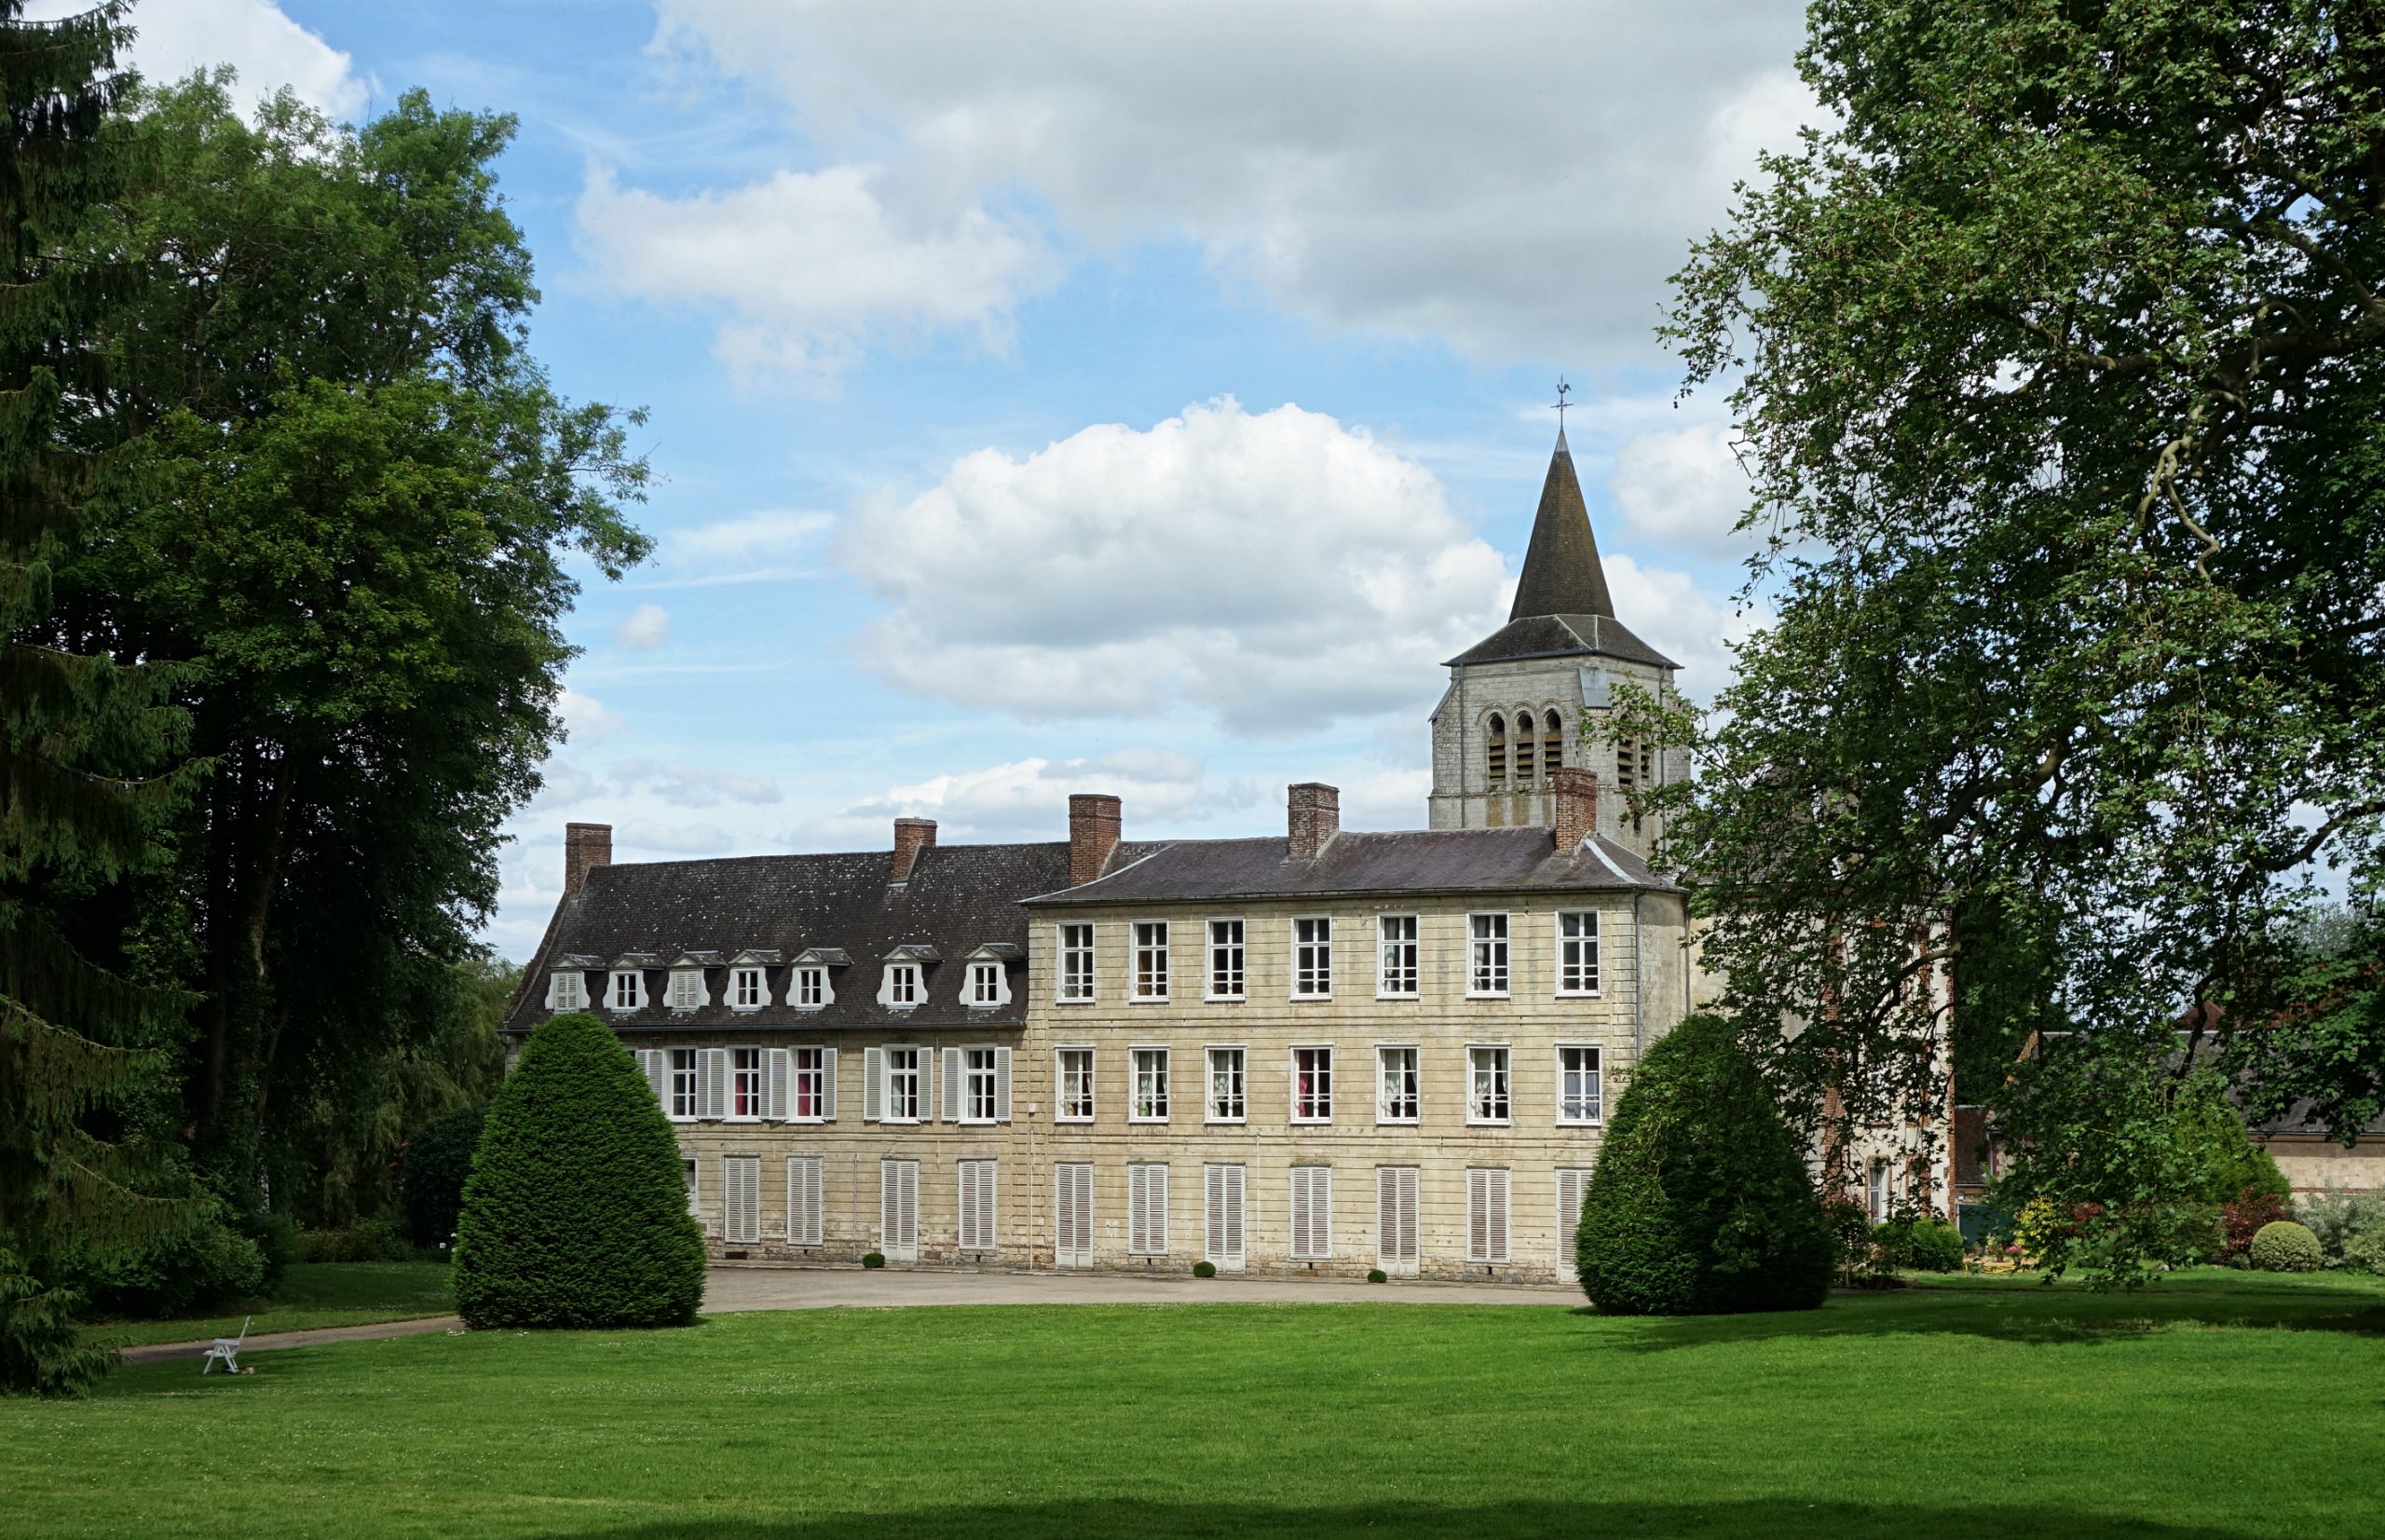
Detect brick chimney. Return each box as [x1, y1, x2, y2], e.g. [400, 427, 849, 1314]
[1287, 782, 1340, 860]
[565, 822, 612, 895]
[892, 817, 937, 881]
[1551, 767, 1598, 852]
[1068, 794, 1122, 886]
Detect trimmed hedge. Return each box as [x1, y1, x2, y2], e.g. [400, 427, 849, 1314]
[1873, 1215, 1966, 1274]
[452, 1013, 705, 1329]
[400, 1105, 485, 1248]
[2248, 1220, 2323, 1274]
[1575, 1014, 1833, 1315]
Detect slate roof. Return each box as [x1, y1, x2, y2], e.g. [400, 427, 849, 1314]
[1508, 428, 1615, 621]
[507, 839, 1154, 1036]
[1445, 611, 1679, 670]
[1024, 827, 1676, 907]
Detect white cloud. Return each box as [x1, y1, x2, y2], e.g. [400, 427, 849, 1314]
[636, 509, 834, 588]
[557, 686, 625, 744]
[840, 399, 1508, 735]
[616, 760, 784, 809]
[1603, 552, 1766, 704]
[574, 163, 1056, 384]
[615, 603, 673, 647]
[805, 749, 1212, 847]
[33, 0, 372, 119]
[645, 1, 1814, 364]
[1609, 420, 1759, 555]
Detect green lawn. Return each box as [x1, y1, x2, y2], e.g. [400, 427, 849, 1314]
[9, 1272, 2383, 1539]
[75, 1262, 456, 1350]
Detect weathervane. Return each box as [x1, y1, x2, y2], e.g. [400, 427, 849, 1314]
[1552, 376, 1574, 429]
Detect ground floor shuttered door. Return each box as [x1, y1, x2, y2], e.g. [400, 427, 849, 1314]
[1377, 1166, 1420, 1276]
[724, 1155, 762, 1245]
[1204, 1163, 1246, 1272]
[1555, 1167, 1590, 1282]
[1055, 1162, 1094, 1267]
[881, 1159, 920, 1261]
[1466, 1167, 1510, 1265]
[786, 1156, 825, 1247]
[1128, 1163, 1170, 1256]
[958, 1160, 998, 1252]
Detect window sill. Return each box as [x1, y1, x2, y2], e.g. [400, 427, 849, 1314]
[1377, 1115, 1420, 1126]
[1128, 1116, 1171, 1125]
[1289, 1117, 1334, 1126]
[1055, 1114, 1096, 1124]
[1376, 991, 1420, 1002]
[1205, 995, 1247, 1004]
[1558, 1118, 1604, 1128]
[1555, 989, 1604, 1000]
[1127, 996, 1171, 1005]
[1465, 991, 1513, 1002]
[1466, 1119, 1515, 1129]
[1288, 995, 1334, 1004]
[1054, 998, 1098, 1006]
[1205, 1115, 1247, 1126]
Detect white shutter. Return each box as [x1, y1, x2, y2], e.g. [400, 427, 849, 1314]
[1129, 1164, 1168, 1254]
[994, 1046, 1013, 1122]
[1556, 1168, 1588, 1278]
[863, 1047, 883, 1123]
[638, 1049, 665, 1102]
[1205, 1163, 1246, 1268]
[1467, 1168, 1510, 1263]
[1127, 1165, 1147, 1254]
[766, 1049, 791, 1121]
[943, 1047, 963, 1122]
[1377, 1167, 1419, 1272]
[1399, 1167, 1419, 1266]
[1290, 1166, 1331, 1260]
[901, 1162, 919, 1256]
[1222, 1165, 1244, 1266]
[1149, 1164, 1168, 1254]
[822, 1048, 838, 1121]
[1288, 1169, 1306, 1259]
[1467, 1169, 1487, 1261]
[959, 1161, 978, 1248]
[725, 1155, 760, 1244]
[881, 1160, 919, 1260]
[786, 1156, 823, 1247]
[701, 1049, 729, 1120]
[1055, 1165, 1080, 1266]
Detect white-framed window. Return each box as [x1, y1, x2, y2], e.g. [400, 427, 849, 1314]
[608, 970, 645, 1011]
[1559, 1044, 1602, 1124]
[1377, 1165, 1420, 1274]
[682, 1156, 698, 1216]
[1559, 910, 1601, 995]
[1055, 1163, 1095, 1267]
[730, 1047, 765, 1120]
[791, 1047, 832, 1121]
[723, 1154, 761, 1244]
[1206, 1046, 1246, 1123]
[547, 970, 587, 1011]
[957, 1159, 998, 1251]
[1207, 919, 1245, 1000]
[1376, 1046, 1420, 1124]
[668, 1048, 699, 1121]
[963, 1047, 1000, 1124]
[1556, 1167, 1591, 1280]
[668, 969, 703, 1011]
[1468, 1045, 1511, 1124]
[1204, 1163, 1247, 1271]
[1059, 922, 1097, 1002]
[1056, 1047, 1096, 1122]
[1289, 1165, 1332, 1260]
[884, 1046, 923, 1122]
[1468, 913, 1510, 996]
[881, 961, 922, 1008]
[1292, 1046, 1333, 1123]
[1292, 917, 1332, 999]
[1131, 1048, 1170, 1122]
[786, 1155, 825, 1247]
[1868, 1160, 1890, 1223]
[794, 966, 831, 1009]
[1128, 1162, 1170, 1255]
[1377, 914, 1419, 997]
[1133, 920, 1170, 1001]
[1466, 1167, 1511, 1263]
[730, 967, 767, 1010]
[881, 1158, 920, 1261]
[967, 961, 1005, 1007]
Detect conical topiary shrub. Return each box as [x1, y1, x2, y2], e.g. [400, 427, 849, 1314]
[1575, 1013, 1833, 1315]
[452, 1012, 705, 1329]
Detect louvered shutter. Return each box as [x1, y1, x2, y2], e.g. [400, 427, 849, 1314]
[1399, 1168, 1419, 1265]
[1556, 1168, 1588, 1277]
[901, 1162, 919, 1255]
[639, 1050, 665, 1103]
[1488, 1168, 1509, 1262]
[1056, 1165, 1079, 1265]
[822, 1048, 838, 1121]
[863, 1047, 883, 1122]
[766, 1049, 791, 1121]
[994, 1046, 1013, 1121]
[1206, 1165, 1227, 1260]
[1290, 1168, 1312, 1259]
[943, 1047, 963, 1122]
[959, 1161, 978, 1248]
[1222, 1165, 1244, 1265]
[1149, 1165, 1167, 1254]
[701, 1049, 729, 1120]
[724, 1155, 759, 1244]
[1467, 1169, 1487, 1261]
[1379, 1167, 1421, 1269]
[785, 1157, 812, 1246]
[1127, 1165, 1147, 1253]
[881, 1161, 899, 1253]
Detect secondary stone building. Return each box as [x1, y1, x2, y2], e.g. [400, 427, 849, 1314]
[504, 426, 1706, 1280]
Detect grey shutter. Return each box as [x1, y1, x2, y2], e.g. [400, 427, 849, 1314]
[862, 1047, 883, 1123]
[1399, 1168, 1419, 1264]
[1289, 1168, 1309, 1258]
[1206, 1165, 1226, 1261]
[943, 1046, 963, 1122]
[1056, 1165, 1079, 1265]
[959, 1161, 978, 1249]
[1487, 1168, 1510, 1262]
[1378, 1168, 1400, 1266]
[701, 1049, 729, 1120]
[901, 1162, 919, 1255]
[1150, 1165, 1168, 1254]
[766, 1049, 790, 1121]
[881, 1161, 899, 1252]
[726, 1155, 760, 1244]
[822, 1048, 838, 1121]
[640, 1050, 666, 1103]
[1557, 1168, 1588, 1276]
[994, 1046, 1013, 1121]
[1223, 1165, 1244, 1263]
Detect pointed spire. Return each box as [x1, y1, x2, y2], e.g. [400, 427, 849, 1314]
[1508, 427, 1615, 621]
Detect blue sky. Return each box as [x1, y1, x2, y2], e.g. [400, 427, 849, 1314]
[93, 0, 1811, 956]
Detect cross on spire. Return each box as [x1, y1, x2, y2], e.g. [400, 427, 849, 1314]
[1551, 377, 1573, 430]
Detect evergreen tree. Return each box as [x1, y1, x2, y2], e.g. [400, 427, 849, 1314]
[0, 1, 197, 1396]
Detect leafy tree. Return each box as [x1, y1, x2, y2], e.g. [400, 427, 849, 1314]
[0, 0, 200, 1397]
[50, 78, 647, 1217]
[398, 1103, 484, 1250]
[1575, 1015, 1833, 1315]
[1633, 0, 2385, 1274]
[452, 1013, 704, 1329]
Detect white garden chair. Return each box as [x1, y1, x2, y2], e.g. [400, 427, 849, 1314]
[199, 1317, 252, 1376]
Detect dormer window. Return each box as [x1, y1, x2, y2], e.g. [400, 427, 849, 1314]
[794, 966, 830, 1009]
[547, 971, 587, 1011]
[885, 963, 921, 1007]
[730, 967, 767, 1010]
[667, 969, 703, 1011]
[608, 970, 645, 1012]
